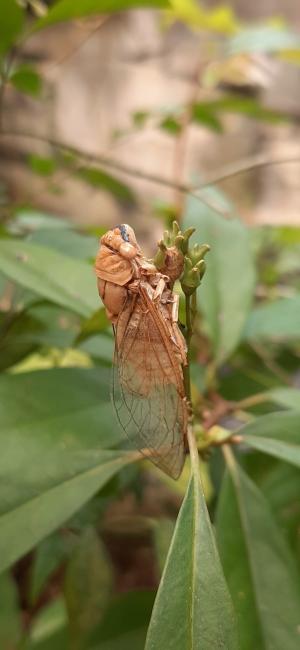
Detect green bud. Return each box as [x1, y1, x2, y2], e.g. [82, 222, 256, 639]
[163, 230, 171, 247]
[172, 221, 180, 237]
[181, 227, 196, 254]
[174, 234, 185, 251]
[181, 255, 208, 295]
[189, 243, 210, 266]
[153, 240, 167, 269]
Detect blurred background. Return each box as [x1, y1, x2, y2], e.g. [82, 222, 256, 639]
[1, 2, 300, 650]
[1, 0, 300, 237]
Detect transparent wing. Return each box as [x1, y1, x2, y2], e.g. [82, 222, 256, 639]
[112, 290, 187, 479]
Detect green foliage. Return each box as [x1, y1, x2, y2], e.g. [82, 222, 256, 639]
[34, 0, 171, 29]
[145, 467, 238, 649]
[217, 460, 300, 650]
[1, 0, 300, 648]
[0, 573, 22, 649]
[77, 167, 136, 207]
[183, 192, 256, 363]
[244, 295, 300, 341]
[0, 0, 24, 55]
[0, 239, 98, 316]
[64, 528, 113, 647]
[10, 66, 42, 97]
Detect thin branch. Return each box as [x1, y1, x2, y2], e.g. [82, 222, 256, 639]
[1, 129, 300, 203]
[0, 129, 227, 215]
[202, 151, 300, 187]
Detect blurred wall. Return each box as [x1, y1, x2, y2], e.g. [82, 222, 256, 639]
[1, 3, 300, 232]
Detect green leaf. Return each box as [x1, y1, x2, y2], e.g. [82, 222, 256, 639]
[193, 96, 287, 125]
[0, 0, 24, 55]
[0, 239, 98, 317]
[77, 167, 136, 207]
[25, 598, 68, 650]
[239, 410, 300, 469]
[28, 228, 98, 259]
[159, 116, 182, 135]
[27, 154, 56, 175]
[267, 387, 300, 411]
[0, 573, 22, 649]
[64, 527, 113, 646]
[244, 295, 300, 341]
[152, 518, 175, 575]
[11, 209, 71, 233]
[89, 591, 155, 650]
[30, 532, 74, 604]
[168, 0, 239, 35]
[0, 311, 44, 371]
[145, 468, 238, 649]
[76, 308, 110, 344]
[191, 104, 223, 132]
[35, 0, 169, 29]
[78, 333, 114, 364]
[227, 26, 300, 56]
[217, 459, 300, 650]
[183, 193, 255, 362]
[0, 367, 135, 572]
[10, 66, 42, 97]
[262, 464, 300, 572]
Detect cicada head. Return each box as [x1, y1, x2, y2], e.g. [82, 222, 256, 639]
[101, 224, 141, 260]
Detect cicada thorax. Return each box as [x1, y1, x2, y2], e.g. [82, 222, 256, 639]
[95, 229, 139, 322]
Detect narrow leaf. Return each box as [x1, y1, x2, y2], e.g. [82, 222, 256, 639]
[77, 167, 136, 207]
[244, 295, 300, 341]
[145, 468, 237, 649]
[0, 573, 22, 649]
[217, 458, 300, 650]
[267, 387, 300, 411]
[0, 368, 133, 571]
[239, 410, 300, 469]
[10, 66, 42, 97]
[183, 194, 255, 362]
[0, 0, 24, 54]
[28, 228, 98, 260]
[35, 0, 169, 29]
[64, 528, 113, 645]
[27, 154, 56, 175]
[0, 239, 98, 317]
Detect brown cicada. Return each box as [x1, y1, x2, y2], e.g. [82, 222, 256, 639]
[95, 224, 188, 479]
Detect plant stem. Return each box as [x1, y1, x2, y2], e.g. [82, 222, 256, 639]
[235, 392, 269, 410]
[183, 292, 193, 404]
[187, 420, 200, 474]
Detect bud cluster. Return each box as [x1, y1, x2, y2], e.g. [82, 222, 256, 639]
[153, 221, 210, 295]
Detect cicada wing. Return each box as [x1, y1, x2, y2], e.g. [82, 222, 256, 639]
[112, 291, 186, 479]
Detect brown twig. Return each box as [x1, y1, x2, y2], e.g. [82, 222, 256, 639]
[1, 130, 300, 208]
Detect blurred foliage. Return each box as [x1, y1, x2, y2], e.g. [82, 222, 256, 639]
[1, 1, 300, 649]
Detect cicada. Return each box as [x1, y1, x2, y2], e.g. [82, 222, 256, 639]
[95, 224, 188, 479]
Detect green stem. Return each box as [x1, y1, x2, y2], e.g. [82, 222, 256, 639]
[183, 292, 193, 404]
[187, 420, 200, 474]
[235, 392, 269, 410]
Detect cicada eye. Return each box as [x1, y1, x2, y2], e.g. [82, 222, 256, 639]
[115, 224, 130, 243]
